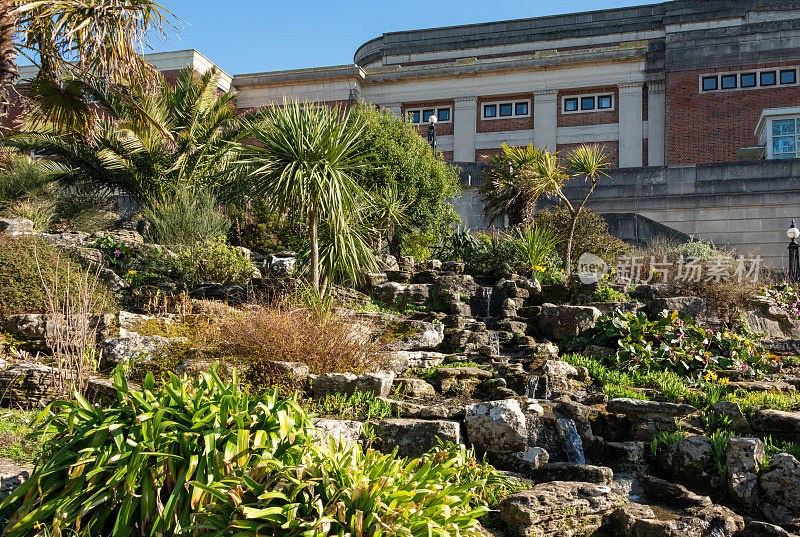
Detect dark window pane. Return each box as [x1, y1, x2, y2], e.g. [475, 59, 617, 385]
[409, 111, 420, 123]
[581, 97, 595, 110]
[597, 95, 612, 109]
[499, 103, 513, 117]
[484, 104, 496, 117]
[422, 109, 435, 122]
[564, 98, 578, 112]
[721, 75, 737, 89]
[761, 71, 776, 86]
[781, 70, 797, 85]
[740, 73, 756, 88]
[437, 108, 450, 121]
[702, 76, 718, 91]
[515, 102, 528, 115]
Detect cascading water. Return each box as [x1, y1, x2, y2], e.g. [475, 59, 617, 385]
[489, 331, 500, 356]
[557, 418, 586, 465]
[526, 377, 540, 399]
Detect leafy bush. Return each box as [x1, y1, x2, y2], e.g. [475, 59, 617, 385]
[91, 236, 138, 274]
[569, 311, 772, 376]
[0, 235, 115, 319]
[759, 283, 800, 318]
[0, 155, 55, 207]
[533, 206, 628, 268]
[591, 284, 629, 303]
[0, 366, 314, 536]
[197, 440, 491, 537]
[648, 235, 731, 262]
[5, 196, 57, 231]
[144, 187, 231, 246]
[144, 238, 253, 285]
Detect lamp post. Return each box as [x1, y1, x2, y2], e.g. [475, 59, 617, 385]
[427, 114, 437, 151]
[788, 220, 800, 282]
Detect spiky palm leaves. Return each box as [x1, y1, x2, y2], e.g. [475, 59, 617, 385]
[3, 67, 254, 206]
[240, 101, 376, 294]
[480, 143, 610, 282]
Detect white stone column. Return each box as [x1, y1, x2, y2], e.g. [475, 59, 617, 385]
[647, 81, 666, 166]
[619, 82, 644, 168]
[533, 90, 558, 151]
[453, 97, 478, 162]
[382, 103, 402, 118]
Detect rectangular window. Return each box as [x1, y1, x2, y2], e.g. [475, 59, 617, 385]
[482, 99, 530, 119]
[437, 108, 450, 121]
[499, 103, 513, 117]
[564, 98, 578, 112]
[483, 104, 497, 118]
[409, 110, 420, 123]
[597, 95, 613, 109]
[781, 69, 797, 85]
[740, 73, 756, 88]
[515, 102, 528, 116]
[702, 76, 718, 91]
[581, 97, 595, 110]
[721, 74, 737, 89]
[761, 71, 777, 86]
[422, 109, 435, 122]
[772, 118, 798, 159]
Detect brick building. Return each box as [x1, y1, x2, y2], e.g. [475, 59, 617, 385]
[7, 1, 800, 266]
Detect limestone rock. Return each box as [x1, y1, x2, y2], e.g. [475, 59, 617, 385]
[375, 253, 399, 271]
[270, 361, 311, 383]
[312, 419, 363, 446]
[0, 458, 33, 500]
[310, 371, 395, 398]
[509, 447, 550, 474]
[611, 501, 744, 537]
[381, 350, 447, 373]
[373, 282, 432, 307]
[738, 520, 795, 537]
[537, 304, 601, 340]
[760, 453, 800, 527]
[380, 320, 444, 351]
[500, 481, 626, 537]
[0, 217, 34, 234]
[529, 462, 613, 484]
[465, 399, 528, 455]
[100, 335, 177, 368]
[393, 377, 436, 398]
[726, 436, 764, 509]
[640, 475, 712, 508]
[376, 419, 461, 458]
[607, 398, 696, 417]
[646, 296, 708, 318]
[664, 435, 723, 494]
[753, 410, 800, 437]
[712, 400, 751, 433]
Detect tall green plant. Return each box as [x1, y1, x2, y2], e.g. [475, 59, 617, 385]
[0, 365, 313, 536]
[511, 224, 560, 280]
[143, 187, 230, 246]
[240, 101, 375, 294]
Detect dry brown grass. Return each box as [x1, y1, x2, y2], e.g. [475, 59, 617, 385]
[215, 305, 382, 378]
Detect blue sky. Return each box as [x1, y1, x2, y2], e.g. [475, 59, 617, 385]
[148, 0, 662, 75]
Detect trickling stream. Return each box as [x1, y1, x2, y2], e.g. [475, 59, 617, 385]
[526, 376, 541, 399]
[557, 418, 586, 465]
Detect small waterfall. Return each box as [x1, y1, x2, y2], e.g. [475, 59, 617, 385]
[489, 331, 500, 356]
[526, 376, 540, 399]
[557, 418, 586, 465]
[483, 287, 493, 318]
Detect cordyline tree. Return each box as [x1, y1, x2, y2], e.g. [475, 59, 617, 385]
[0, 0, 175, 121]
[240, 101, 377, 296]
[480, 142, 610, 283]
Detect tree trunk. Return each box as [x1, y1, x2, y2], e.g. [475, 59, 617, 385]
[0, 0, 18, 124]
[564, 210, 580, 285]
[389, 233, 402, 262]
[309, 208, 320, 293]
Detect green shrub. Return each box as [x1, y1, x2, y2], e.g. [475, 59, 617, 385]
[5, 196, 56, 231]
[0, 155, 55, 206]
[591, 284, 628, 303]
[197, 439, 491, 537]
[533, 206, 628, 268]
[510, 224, 561, 280]
[568, 311, 772, 376]
[0, 366, 314, 536]
[144, 187, 231, 246]
[145, 238, 253, 285]
[648, 235, 731, 262]
[310, 390, 392, 420]
[0, 235, 115, 319]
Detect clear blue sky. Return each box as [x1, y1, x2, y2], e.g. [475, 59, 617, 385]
[148, 0, 662, 75]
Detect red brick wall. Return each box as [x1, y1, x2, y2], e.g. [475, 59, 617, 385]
[666, 61, 800, 164]
[403, 100, 454, 136]
[440, 150, 454, 161]
[475, 148, 505, 162]
[557, 87, 618, 127]
[558, 141, 619, 168]
[476, 94, 534, 133]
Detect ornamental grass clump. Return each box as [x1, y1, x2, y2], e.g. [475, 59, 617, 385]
[195, 440, 494, 537]
[0, 365, 313, 537]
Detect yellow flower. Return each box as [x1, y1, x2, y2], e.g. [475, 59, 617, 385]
[703, 371, 718, 382]
[718, 377, 730, 385]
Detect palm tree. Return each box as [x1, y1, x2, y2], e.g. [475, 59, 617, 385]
[372, 181, 410, 260]
[2, 67, 258, 206]
[482, 143, 610, 283]
[479, 143, 544, 226]
[0, 0, 175, 115]
[240, 101, 373, 294]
